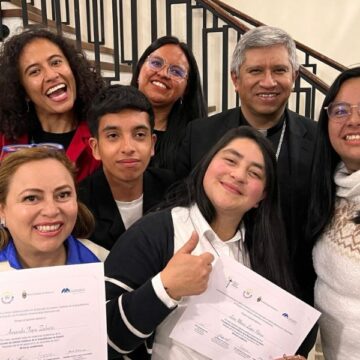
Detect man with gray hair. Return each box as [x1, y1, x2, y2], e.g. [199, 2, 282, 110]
[177, 25, 317, 356]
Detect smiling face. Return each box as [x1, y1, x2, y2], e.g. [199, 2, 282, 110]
[0, 159, 78, 266]
[328, 77, 360, 172]
[18, 38, 77, 121]
[203, 138, 266, 224]
[137, 44, 189, 112]
[89, 109, 156, 195]
[231, 45, 296, 128]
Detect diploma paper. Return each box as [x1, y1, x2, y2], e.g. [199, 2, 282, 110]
[171, 257, 320, 359]
[0, 263, 107, 360]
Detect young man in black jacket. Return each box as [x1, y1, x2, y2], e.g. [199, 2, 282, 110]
[79, 85, 175, 250]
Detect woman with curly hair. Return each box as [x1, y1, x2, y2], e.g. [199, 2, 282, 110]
[0, 27, 105, 181]
[131, 36, 207, 170]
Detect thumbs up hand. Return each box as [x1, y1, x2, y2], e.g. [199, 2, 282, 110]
[160, 231, 214, 300]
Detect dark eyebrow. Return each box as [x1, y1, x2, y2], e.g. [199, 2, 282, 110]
[222, 148, 264, 170]
[133, 125, 150, 131]
[102, 125, 119, 132]
[23, 54, 64, 75]
[102, 124, 151, 132]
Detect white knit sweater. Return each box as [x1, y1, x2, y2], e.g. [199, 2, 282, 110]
[313, 163, 360, 359]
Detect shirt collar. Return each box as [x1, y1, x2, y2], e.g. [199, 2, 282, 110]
[0, 236, 100, 269]
[0, 240, 22, 269]
[239, 108, 287, 136]
[188, 204, 244, 245]
[64, 235, 100, 265]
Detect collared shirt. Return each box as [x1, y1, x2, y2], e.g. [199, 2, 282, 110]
[151, 204, 249, 360]
[0, 235, 101, 270]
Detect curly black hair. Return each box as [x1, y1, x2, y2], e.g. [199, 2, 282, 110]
[0, 27, 105, 140]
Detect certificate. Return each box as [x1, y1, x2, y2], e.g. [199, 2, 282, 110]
[170, 257, 320, 359]
[0, 263, 107, 360]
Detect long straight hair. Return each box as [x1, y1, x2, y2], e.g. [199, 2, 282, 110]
[161, 127, 295, 293]
[306, 66, 360, 245]
[131, 36, 207, 170]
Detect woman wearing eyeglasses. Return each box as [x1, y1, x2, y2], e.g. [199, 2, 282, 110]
[0, 28, 104, 181]
[131, 36, 207, 170]
[306, 67, 360, 359]
[0, 147, 108, 271]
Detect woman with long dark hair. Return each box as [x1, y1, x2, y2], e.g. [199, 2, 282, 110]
[105, 127, 300, 359]
[131, 36, 207, 170]
[307, 67, 360, 358]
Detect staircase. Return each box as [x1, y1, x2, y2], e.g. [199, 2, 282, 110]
[0, 0, 347, 122]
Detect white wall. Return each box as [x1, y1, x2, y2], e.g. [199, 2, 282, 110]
[223, 0, 360, 84]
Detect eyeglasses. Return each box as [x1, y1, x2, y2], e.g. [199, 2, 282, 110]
[146, 55, 188, 81]
[1, 143, 64, 161]
[324, 102, 360, 121]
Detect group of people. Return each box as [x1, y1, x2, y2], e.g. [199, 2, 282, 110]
[0, 23, 358, 360]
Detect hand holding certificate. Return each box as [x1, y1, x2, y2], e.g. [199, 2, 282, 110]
[0, 263, 107, 360]
[171, 256, 320, 359]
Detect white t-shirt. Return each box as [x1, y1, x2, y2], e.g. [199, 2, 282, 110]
[115, 194, 143, 230]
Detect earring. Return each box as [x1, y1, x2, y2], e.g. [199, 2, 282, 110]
[26, 100, 30, 113]
[0, 218, 5, 228]
[180, 98, 183, 105]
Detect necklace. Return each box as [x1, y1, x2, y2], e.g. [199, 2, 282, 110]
[275, 120, 286, 160]
[256, 119, 286, 161]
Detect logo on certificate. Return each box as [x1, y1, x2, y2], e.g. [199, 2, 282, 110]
[1, 291, 14, 304]
[281, 312, 297, 325]
[60, 287, 85, 294]
[242, 289, 253, 299]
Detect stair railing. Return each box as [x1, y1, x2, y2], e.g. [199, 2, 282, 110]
[1, 0, 348, 119]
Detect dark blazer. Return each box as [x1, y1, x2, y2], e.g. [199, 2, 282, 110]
[78, 167, 176, 250]
[176, 107, 318, 355]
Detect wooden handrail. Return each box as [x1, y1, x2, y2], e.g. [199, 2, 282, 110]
[299, 66, 329, 93]
[209, 0, 347, 72]
[197, 0, 249, 33]
[208, 0, 265, 28]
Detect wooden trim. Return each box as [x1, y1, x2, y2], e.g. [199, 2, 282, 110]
[210, 0, 347, 72]
[299, 66, 329, 93]
[198, 0, 249, 33]
[2, 8, 114, 56]
[89, 60, 132, 73]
